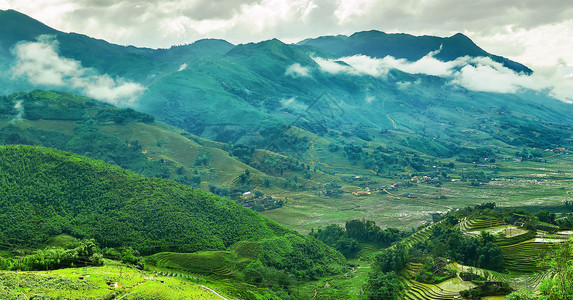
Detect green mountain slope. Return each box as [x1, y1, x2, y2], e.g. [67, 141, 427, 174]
[0, 90, 311, 191]
[0, 144, 347, 296]
[0, 145, 287, 253]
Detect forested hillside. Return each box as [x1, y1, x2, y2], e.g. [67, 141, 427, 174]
[0, 145, 290, 252]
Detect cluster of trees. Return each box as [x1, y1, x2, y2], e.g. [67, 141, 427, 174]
[255, 234, 346, 282]
[362, 147, 455, 176]
[410, 226, 504, 271]
[365, 246, 407, 300]
[496, 116, 570, 149]
[310, 219, 411, 258]
[461, 171, 492, 185]
[457, 147, 497, 164]
[0, 240, 103, 271]
[95, 107, 154, 124]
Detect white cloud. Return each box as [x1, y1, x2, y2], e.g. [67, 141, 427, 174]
[312, 56, 387, 76]
[10, 100, 24, 124]
[11, 35, 145, 106]
[312, 49, 456, 77]
[334, 0, 377, 24]
[475, 20, 573, 67]
[285, 63, 310, 77]
[178, 63, 188, 71]
[313, 51, 573, 103]
[281, 97, 307, 110]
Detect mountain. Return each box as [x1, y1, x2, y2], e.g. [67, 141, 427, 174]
[4, 10, 573, 232]
[0, 90, 339, 199]
[298, 30, 532, 74]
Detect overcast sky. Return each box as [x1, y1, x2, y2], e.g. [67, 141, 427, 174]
[1, 0, 573, 69]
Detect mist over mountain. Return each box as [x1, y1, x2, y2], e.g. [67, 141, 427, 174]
[2, 9, 573, 163]
[298, 30, 533, 75]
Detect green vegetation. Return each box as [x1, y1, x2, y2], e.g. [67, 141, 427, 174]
[0, 262, 224, 299]
[310, 219, 411, 258]
[0, 145, 349, 297]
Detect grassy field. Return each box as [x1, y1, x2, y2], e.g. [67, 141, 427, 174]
[0, 260, 224, 300]
[263, 154, 573, 232]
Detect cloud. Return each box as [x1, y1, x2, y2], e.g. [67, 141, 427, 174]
[314, 51, 573, 103]
[312, 56, 385, 76]
[11, 35, 145, 106]
[285, 63, 310, 77]
[178, 63, 188, 71]
[281, 97, 307, 110]
[312, 49, 455, 77]
[10, 100, 24, 124]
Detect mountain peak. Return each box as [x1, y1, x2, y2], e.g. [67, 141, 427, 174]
[0, 9, 58, 45]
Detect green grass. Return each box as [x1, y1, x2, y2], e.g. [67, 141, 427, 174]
[0, 261, 223, 300]
[45, 234, 80, 249]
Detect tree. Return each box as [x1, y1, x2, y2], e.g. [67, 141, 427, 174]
[505, 289, 538, 300]
[537, 240, 573, 299]
[366, 271, 403, 300]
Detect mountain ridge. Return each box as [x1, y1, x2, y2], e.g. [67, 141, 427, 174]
[298, 30, 532, 74]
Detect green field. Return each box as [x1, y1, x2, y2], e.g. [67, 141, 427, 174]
[0, 260, 224, 300]
[264, 154, 573, 232]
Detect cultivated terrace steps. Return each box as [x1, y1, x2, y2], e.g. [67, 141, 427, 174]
[402, 279, 460, 300]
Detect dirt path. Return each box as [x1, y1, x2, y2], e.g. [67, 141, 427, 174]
[386, 114, 397, 129]
[201, 285, 229, 300]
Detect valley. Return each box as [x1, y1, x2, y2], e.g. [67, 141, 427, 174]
[1, 7, 573, 299]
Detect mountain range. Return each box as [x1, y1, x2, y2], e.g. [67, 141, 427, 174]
[3, 8, 573, 226]
[2, 9, 573, 299]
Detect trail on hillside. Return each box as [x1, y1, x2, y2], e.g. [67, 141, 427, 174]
[201, 285, 229, 300]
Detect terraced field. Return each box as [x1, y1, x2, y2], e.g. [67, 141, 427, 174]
[393, 216, 571, 299]
[459, 217, 506, 234]
[146, 251, 238, 277]
[402, 278, 462, 300]
[392, 220, 443, 250]
[501, 239, 552, 273]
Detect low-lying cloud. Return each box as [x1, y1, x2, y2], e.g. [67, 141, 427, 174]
[178, 63, 188, 71]
[10, 100, 24, 124]
[285, 63, 311, 77]
[11, 35, 145, 106]
[312, 50, 573, 103]
[281, 97, 308, 110]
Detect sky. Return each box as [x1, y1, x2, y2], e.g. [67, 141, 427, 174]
[1, 0, 573, 70]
